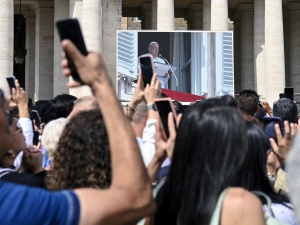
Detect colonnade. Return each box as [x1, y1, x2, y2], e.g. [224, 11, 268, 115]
[1, 0, 300, 103]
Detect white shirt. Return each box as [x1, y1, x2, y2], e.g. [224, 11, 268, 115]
[13, 118, 33, 170]
[140, 119, 171, 168]
[264, 203, 299, 225]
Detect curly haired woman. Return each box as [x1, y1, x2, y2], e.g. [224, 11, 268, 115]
[46, 109, 111, 190]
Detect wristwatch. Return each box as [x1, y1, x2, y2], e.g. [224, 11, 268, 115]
[147, 103, 156, 111]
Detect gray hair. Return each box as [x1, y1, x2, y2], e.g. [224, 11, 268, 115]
[42, 118, 69, 161]
[149, 41, 158, 48]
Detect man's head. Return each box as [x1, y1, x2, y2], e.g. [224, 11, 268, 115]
[148, 42, 159, 58]
[238, 89, 259, 117]
[273, 98, 298, 123]
[67, 95, 98, 120]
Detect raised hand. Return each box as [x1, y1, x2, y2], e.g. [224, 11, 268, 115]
[270, 121, 295, 161]
[61, 40, 109, 89]
[144, 74, 160, 104]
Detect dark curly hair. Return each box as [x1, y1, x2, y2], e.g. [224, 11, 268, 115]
[46, 109, 111, 190]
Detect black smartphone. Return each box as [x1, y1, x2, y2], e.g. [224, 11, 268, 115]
[32, 131, 40, 146]
[155, 98, 177, 138]
[139, 55, 154, 87]
[31, 110, 42, 128]
[6, 76, 16, 94]
[284, 87, 294, 101]
[56, 18, 88, 84]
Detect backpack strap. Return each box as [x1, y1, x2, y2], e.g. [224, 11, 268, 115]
[209, 188, 231, 225]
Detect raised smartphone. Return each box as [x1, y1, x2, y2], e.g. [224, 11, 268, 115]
[139, 55, 154, 87]
[284, 87, 294, 101]
[31, 110, 42, 128]
[155, 98, 177, 138]
[32, 131, 40, 146]
[56, 18, 88, 84]
[6, 76, 16, 94]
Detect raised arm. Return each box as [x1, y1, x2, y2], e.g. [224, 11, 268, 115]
[61, 40, 155, 225]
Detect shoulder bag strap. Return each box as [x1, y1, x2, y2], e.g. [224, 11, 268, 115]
[209, 188, 231, 225]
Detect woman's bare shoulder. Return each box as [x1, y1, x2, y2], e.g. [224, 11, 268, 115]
[221, 188, 266, 225]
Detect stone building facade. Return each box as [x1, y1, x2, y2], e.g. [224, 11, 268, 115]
[0, 0, 299, 104]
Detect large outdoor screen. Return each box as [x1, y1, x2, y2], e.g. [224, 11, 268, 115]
[117, 31, 234, 101]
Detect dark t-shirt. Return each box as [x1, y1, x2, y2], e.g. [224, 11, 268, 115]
[1, 170, 47, 188]
[0, 180, 80, 225]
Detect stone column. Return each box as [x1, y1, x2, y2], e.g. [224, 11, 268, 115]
[69, 0, 84, 97]
[157, 0, 174, 30]
[0, 0, 13, 93]
[71, 0, 102, 97]
[254, 0, 266, 99]
[142, 3, 152, 30]
[211, 0, 228, 30]
[232, 12, 241, 94]
[83, 0, 102, 52]
[283, 11, 290, 87]
[239, 4, 254, 90]
[70, 0, 82, 21]
[265, 0, 285, 103]
[102, 0, 122, 89]
[53, 0, 69, 97]
[33, 2, 54, 100]
[186, 4, 203, 30]
[24, 11, 36, 99]
[289, 3, 300, 97]
[203, 0, 211, 30]
[152, 0, 157, 29]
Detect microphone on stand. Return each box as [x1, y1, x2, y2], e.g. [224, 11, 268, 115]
[158, 54, 178, 90]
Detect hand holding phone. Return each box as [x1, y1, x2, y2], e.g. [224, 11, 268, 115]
[155, 98, 177, 138]
[56, 18, 88, 84]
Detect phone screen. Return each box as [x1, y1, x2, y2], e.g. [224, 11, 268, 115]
[284, 87, 294, 101]
[31, 110, 41, 128]
[56, 18, 88, 84]
[32, 131, 40, 146]
[6, 76, 16, 94]
[155, 100, 176, 138]
[139, 56, 154, 87]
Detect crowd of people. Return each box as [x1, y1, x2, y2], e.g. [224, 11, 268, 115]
[0, 39, 300, 225]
